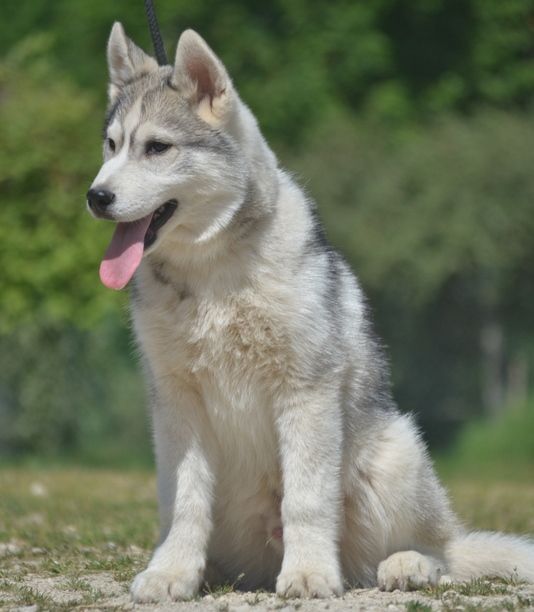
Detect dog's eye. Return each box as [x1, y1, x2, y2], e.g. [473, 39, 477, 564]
[146, 141, 171, 155]
[107, 138, 116, 152]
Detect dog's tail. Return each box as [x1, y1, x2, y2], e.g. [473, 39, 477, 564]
[446, 531, 534, 582]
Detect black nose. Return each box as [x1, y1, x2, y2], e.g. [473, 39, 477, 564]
[87, 188, 115, 212]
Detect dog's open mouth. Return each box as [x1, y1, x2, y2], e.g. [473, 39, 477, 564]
[99, 200, 177, 291]
[144, 200, 178, 249]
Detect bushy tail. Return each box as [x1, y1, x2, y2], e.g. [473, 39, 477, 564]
[446, 531, 534, 582]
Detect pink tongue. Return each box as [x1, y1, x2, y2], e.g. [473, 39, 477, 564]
[99, 214, 153, 290]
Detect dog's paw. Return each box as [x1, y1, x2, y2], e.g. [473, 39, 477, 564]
[276, 568, 343, 598]
[131, 568, 201, 603]
[377, 551, 444, 592]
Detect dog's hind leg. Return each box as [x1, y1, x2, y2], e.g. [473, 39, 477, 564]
[377, 550, 447, 591]
[341, 413, 458, 590]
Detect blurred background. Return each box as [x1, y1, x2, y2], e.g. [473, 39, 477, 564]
[1, 0, 533, 473]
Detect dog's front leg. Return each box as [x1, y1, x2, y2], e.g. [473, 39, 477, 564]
[131, 386, 216, 603]
[275, 386, 344, 598]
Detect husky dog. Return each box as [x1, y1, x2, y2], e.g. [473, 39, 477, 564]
[87, 23, 534, 602]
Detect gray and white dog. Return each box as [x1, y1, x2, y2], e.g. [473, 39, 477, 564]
[87, 23, 534, 603]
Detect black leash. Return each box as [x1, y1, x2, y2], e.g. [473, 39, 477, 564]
[144, 0, 168, 65]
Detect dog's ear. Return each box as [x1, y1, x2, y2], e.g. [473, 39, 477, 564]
[171, 29, 233, 126]
[107, 22, 158, 100]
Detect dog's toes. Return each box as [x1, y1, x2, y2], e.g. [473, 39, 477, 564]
[276, 568, 343, 598]
[377, 551, 444, 592]
[131, 568, 200, 602]
[131, 570, 173, 603]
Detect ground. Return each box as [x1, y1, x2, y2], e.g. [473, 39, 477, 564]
[0, 467, 533, 611]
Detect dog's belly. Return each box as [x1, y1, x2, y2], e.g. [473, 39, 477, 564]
[208, 463, 284, 589]
[199, 376, 284, 588]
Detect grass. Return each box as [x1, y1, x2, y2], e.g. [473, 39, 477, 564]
[405, 603, 432, 612]
[0, 464, 532, 609]
[424, 577, 517, 598]
[0, 466, 156, 609]
[438, 476, 534, 534]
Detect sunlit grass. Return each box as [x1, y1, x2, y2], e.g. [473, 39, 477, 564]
[440, 476, 534, 535]
[0, 465, 532, 609]
[0, 466, 156, 594]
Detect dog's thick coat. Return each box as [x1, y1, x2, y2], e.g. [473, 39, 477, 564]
[88, 23, 534, 602]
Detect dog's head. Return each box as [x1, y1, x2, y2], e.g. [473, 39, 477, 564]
[88, 23, 264, 290]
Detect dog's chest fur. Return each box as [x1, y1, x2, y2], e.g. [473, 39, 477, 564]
[131, 260, 295, 464]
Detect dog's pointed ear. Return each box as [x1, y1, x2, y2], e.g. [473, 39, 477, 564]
[107, 22, 158, 100]
[171, 29, 233, 126]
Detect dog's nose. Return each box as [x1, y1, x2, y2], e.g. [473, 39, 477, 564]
[87, 188, 115, 212]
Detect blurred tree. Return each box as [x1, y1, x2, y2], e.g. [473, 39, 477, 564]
[0, 37, 122, 330]
[0, 39, 148, 462]
[1, 0, 533, 143]
[0, 321, 149, 462]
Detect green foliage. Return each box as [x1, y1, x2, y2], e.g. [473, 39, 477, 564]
[0, 321, 150, 463]
[0, 41, 150, 463]
[1, 1, 533, 143]
[293, 110, 534, 306]
[0, 38, 122, 331]
[441, 398, 534, 475]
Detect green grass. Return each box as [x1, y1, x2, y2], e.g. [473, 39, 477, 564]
[439, 476, 534, 534]
[424, 577, 517, 598]
[0, 464, 532, 609]
[405, 602, 432, 612]
[0, 466, 156, 596]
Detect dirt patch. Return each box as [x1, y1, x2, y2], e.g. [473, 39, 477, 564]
[1, 572, 533, 611]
